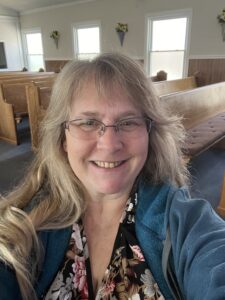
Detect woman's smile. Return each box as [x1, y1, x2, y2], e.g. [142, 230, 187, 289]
[92, 160, 125, 169]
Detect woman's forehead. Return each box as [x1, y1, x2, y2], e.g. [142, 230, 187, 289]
[72, 79, 128, 103]
[70, 81, 142, 117]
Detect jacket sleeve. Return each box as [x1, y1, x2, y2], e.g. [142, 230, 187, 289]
[0, 262, 22, 300]
[169, 188, 225, 300]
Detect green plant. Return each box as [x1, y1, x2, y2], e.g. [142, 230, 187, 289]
[218, 9, 225, 23]
[50, 30, 60, 40]
[115, 23, 128, 32]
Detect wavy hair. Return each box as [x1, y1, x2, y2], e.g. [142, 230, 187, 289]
[0, 52, 188, 300]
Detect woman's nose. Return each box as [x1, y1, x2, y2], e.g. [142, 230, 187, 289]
[96, 126, 123, 151]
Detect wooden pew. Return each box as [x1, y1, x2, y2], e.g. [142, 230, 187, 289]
[26, 83, 53, 150]
[160, 82, 225, 216]
[161, 82, 225, 160]
[0, 75, 55, 145]
[0, 98, 18, 144]
[153, 76, 197, 97]
[0, 74, 56, 117]
[1, 83, 28, 122]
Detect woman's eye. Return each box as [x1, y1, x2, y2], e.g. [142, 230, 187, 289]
[77, 119, 95, 126]
[120, 120, 138, 127]
[84, 120, 96, 126]
[118, 119, 142, 131]
[78, 119, 99, 130]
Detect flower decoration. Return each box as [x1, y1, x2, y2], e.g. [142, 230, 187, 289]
[50, 30, 60, 39]
[50, 30, 60, 48]
[217, 9, 225, 23]
[115, 23, 128, 33]
[217, 9, 225, 41]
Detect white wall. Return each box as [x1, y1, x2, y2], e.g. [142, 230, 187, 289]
[16, 0, 225, 61]
[0, 16, 24, 70]
[0, 5, 18, 17]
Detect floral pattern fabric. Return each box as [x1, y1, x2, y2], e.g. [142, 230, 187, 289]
[44, 194, 165, 300]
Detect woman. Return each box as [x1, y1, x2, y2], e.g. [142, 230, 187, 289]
[1, 52, 225, 300]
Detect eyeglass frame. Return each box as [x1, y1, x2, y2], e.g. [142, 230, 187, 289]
[62, 116, 153, 140]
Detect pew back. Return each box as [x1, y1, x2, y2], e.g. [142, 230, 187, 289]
[161, 82, 225, 129]
[160, 82, 225, 159]
[153, 76, 197, 97]
[0, 75, 56, 116]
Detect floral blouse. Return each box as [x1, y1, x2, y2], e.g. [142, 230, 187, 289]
[44, 194, 165, 300]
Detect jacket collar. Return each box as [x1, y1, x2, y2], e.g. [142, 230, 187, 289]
[136, 180, 176, 241]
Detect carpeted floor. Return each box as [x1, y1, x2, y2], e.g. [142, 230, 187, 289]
[0, 118, 33, 195]
[188, 148, 225, 208]
[0, 118, 225, 209]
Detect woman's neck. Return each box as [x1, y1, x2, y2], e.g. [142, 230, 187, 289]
[84, 194, 128, 226]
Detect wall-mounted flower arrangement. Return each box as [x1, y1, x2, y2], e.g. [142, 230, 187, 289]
[115, 23, 128, 46]
[50, 30, 60, 48]
[217, 9, 225, 41]
[218, 9, 225, 23]
[115, 23, 128, 33]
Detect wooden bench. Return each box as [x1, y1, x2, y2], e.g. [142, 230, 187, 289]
[160, 83, 225, 216]
[153, 76, 197, 97]
[161, 81, 225, 159]
[0, 75, 56, 145]
[0, 75, 56, 121]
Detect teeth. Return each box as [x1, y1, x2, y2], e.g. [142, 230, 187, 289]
[94, 161, 121, 168]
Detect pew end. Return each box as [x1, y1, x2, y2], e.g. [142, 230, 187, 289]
[0, 97, 18, 145]
[217, 172, 225, 218]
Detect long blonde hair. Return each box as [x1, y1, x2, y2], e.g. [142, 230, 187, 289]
[0, 52, 188, 299]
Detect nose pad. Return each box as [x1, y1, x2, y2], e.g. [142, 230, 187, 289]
[98, 125, 105, 137]
[98, 125, 118, 137]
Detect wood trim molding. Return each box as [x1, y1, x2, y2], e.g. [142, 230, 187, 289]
[188, 58, 225, 86]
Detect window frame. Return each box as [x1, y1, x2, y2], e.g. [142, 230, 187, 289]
[72, 20, 101, 60]
[21, 27, 44, 71]
[144, 9, 192, 78]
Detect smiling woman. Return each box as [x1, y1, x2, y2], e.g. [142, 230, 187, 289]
[1, 52, 225, 300]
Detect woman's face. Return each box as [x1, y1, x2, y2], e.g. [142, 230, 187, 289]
[64, 81, 149, 201]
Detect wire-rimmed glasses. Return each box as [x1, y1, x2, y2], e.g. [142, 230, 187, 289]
[63, 117, 152, 140]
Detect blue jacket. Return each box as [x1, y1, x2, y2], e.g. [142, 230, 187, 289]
[1, 182, 225, 299]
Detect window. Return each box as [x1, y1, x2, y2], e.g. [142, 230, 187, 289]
[146, 10, 191, 80]
[22, 29, 44, 71]
[73, 22, 100, 60]
[0, 42, 7, 69]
